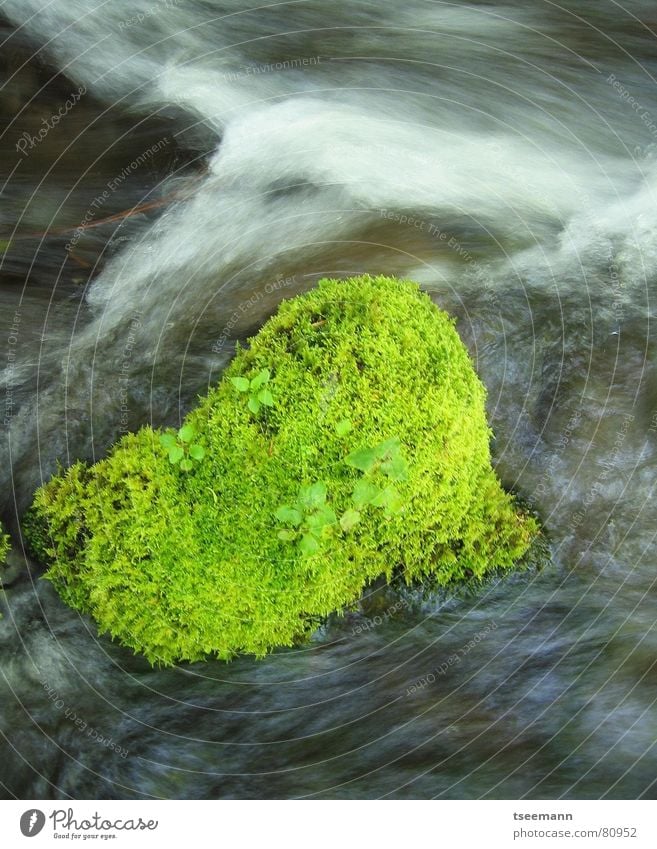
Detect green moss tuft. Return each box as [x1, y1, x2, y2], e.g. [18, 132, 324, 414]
[24, 275, 538, 664]
[0, 523, 9, 563]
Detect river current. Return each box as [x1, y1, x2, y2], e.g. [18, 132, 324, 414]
[0, 0, 656, 798]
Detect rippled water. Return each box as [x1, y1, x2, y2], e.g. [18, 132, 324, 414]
[0, 0, 656, 799]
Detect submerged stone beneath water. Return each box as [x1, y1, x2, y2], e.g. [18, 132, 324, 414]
[24, 275, 537, 665]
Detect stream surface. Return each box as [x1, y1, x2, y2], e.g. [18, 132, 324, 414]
[0, 0, 656, 799]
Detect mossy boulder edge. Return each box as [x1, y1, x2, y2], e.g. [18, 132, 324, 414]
[24, 275, 538, 664]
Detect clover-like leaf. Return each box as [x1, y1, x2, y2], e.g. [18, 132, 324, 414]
[179, 458, 193, 472]
[319, 506, 337, 525]
[306, 506, 336, 531]
[299, 533, 320, 556]
[178, 424, 196, 443]
[249, 369, 270, 391]
[335, 418, 352, 437]
[231, 376, 250, 392]
[247, 395, 261, 415]
[376, 436, 402, 458]
[380, 452, 408, 481]
[275, 506, 303, 527]
[345, 445, 378, 473]
[277, 529, 297, 542]
[352, 479, 380, 507]
[189, 444, 205, 461]
[159, 433, 177, 449]
[299, 481, 327, 509]
[339, 509, 361, 532]
[257, 388, 274, 407]
[168, 445, 184, 464]
[371, 485, 403, 515]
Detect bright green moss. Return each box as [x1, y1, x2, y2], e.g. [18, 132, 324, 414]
[0, 524, 9, 563]
[24, 275, 538, 665]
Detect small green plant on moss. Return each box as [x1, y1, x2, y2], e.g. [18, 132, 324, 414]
[346, 437, 408, 520]
[24, 275, 539, 665]
[275, 430, 407, 537]
[159, 424, 205, 472]
[345, 436, 408, 480]
[0, 523, 10, 564]
[231, 368, 274, 415]
[275, 482, 337, 556]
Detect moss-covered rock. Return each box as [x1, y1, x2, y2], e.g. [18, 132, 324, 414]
[24, 275, 538, 664]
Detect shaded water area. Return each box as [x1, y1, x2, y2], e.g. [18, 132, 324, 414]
[1, 0, 656, 798]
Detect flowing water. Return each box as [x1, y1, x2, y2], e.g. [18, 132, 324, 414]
[0, 0, 656, 799]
